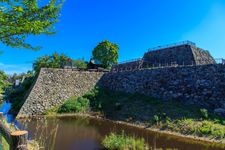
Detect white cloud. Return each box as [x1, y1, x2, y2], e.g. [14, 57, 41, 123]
[0, 62, 32, 75]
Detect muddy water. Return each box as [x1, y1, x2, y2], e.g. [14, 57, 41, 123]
[16, 116, 225, 150]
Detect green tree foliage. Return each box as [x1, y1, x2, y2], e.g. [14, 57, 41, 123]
[58, 97, 90, 113]
[6, 72, 35, 114]
[92, 40, 119, 68]
[0, 0, 63, 50]
[33, 53, 70, 73]
[0, 71, 9, 95]
[73, 58, 88, 69]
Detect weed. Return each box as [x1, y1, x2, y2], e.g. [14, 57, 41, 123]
[102, 132, 148, 150]
[58, 97, 90, 113]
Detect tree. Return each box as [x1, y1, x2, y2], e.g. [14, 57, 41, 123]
[92, 40, 119, 68]
[0, 0, 63, 50]
[0, 71, 9, 96]
[33, 53, 70, 73]
[73, 58, 88, 69]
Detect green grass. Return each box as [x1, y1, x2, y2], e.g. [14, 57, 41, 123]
[57, 97, 90, 113]
[102, 132, 148, 150]
[46, 87, 225, 140]
[44, 105, 60, 116]
[162, 118, 225, 139]
[148, 107, 225, 139]
[2, 136, 9, 150]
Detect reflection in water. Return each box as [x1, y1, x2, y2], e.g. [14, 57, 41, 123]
[18, 116, 225, 150]
[19, 117, 102, 150]
[0, 101, 11, 113]
[0, 101, 17, 123]
[1, 103, 225, 150]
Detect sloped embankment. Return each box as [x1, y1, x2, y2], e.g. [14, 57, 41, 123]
[17, 68, 105, 117]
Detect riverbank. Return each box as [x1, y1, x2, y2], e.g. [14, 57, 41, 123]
[19, 87, 225, 146]
[41, 88, 225, 144]
[41, 113, 225, 146]
[16, 113, 225, 150]
[0, 115, 39, 149]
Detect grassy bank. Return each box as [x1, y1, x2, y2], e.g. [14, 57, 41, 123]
[0, 116, 39, 150]
[2, 137, 9, 150]
[1, 137, 39, 150]
[102, 132, 149, 150]
[46, 87, 225, 141]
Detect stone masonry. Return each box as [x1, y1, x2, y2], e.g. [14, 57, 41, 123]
[112, 41, 216, 71]
[143, 44, 215, 66]
[99, 64, 225, 113]
[18, 64, 225, 117]
[17, 68, 105, 117]
[17, 42, 225, 117]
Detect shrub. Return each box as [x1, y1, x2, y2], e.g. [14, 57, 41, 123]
[199, 121, 212, 135]
[83, 87, 103, 110]
[199, 121, 225, 139]
[83, 87, 99, 100]
[152, 115, 160, 125]
[6, 76, 35, 115]
[102, 132, 148, 150]
[200, 109, 208, 119]
[211, 125, 225, 139]
[58, 97, 90, 113]
[171, 119, 225, 139]
[164, 117, 173, 129]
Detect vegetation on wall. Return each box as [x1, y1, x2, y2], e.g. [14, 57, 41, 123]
[6, 52, 71, 114]
[33, 53, 70, 73]
[58, 97, 90, 113]
[46, 87, 225, 140]
[0, 0, 63, 50]
[92, 40, 119, 69]
[73, 59, 88, 69]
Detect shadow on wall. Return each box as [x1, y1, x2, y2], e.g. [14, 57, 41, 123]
[97, 64, 225, 114]
[17, 64, 225, 118]
[17, 69, 105, 118]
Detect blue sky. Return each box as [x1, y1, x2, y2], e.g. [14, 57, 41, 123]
[0, 0, 225, 74]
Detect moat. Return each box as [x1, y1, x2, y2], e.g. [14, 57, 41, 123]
[1, 102, 225, 150]
[17, 116, 225, 150]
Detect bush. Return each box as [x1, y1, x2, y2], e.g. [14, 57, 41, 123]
[200, 109, 208, 119]
[83, 87, 103, 110]
[58, 97, 90, 113]
[199, 121, 212, 135]
[174, 119, 225, 139]
[73, 59, 88, 69]
[83, 87, 99, 100]
[6, 76, 35, 115]
[153, 115, 160, 125]
[102, 132, 148, 150]
[199, 121, 225, 139]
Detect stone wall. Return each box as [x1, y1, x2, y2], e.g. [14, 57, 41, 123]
[18, 64, 225, 117]
[191, 46, 216, 65]
[112, 43, 215, 71]
[99, 64, 225, 112]
[143, 44, 195, 66]
[112, 60, 143, 72]
[17, 68, 105, 117]
[143, 44, 215, 66]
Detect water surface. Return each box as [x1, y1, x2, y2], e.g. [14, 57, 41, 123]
[18, 116, 225, 150]
[1, 102, 225, 150]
